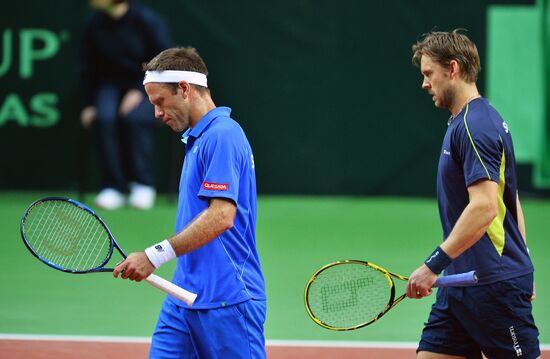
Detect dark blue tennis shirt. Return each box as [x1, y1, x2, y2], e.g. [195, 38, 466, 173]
[437, 98, 533, 285]
[171, 107, 266, 309]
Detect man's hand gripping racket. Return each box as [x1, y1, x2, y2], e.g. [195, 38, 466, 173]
[20, 197, 197, 306]
[304, 260, 477, 331]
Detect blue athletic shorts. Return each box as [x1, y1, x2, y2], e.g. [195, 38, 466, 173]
[149, 299, 267, 359]
[418, 273, 539, 359]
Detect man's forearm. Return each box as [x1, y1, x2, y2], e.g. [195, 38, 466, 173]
[169, 199, 236, 256]
[440, 199, 497, 259]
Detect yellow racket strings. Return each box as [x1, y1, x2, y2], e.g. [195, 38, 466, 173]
[307, 263, 392, 329]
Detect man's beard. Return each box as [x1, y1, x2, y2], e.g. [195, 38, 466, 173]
[439, 85, 456, 110]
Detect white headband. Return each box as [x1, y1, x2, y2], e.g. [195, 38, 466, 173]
[143, 70, 208, 88]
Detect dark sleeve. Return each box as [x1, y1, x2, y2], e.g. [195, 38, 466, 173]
[127, 7, 172, 91]
[141, 8, 172, 63]
[80, 16, 99, 107]
[145, 11, 172, 56]
[454, 114, 503, 188]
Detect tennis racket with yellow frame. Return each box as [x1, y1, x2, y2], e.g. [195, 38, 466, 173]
[304, 260, 477, 331]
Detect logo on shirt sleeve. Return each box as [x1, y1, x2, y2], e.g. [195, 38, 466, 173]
[202, 182, 229, 191]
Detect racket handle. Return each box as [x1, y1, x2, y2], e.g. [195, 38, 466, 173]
[433, 271, 478, 288]
[145, 274, 198, 306]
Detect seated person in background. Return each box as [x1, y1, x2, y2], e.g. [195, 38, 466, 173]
[80, 0, 171, 210]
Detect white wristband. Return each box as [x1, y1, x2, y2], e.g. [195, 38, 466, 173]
[144, 240, 177, 268]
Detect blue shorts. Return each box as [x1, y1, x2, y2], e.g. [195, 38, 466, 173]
[149, 299, 266, 359]
[418, 273, 539, 359]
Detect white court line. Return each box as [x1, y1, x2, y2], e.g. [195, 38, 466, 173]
[267, 340, 418, 348]
[0, 333, 549, 350]
[0, 334, 150, 343]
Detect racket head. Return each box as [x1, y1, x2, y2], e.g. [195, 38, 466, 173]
[20, 197, 116, 273]
[304, 260, 396, 330]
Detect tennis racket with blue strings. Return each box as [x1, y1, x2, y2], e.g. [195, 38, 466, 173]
[20, 197, 197, 305]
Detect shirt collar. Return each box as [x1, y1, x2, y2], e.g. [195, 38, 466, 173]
[447, 96, 482, 126]
[180, 107, 232, 144]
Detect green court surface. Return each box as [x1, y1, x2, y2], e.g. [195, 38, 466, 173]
[1, 192, 548, 343]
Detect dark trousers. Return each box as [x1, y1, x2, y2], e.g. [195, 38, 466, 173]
[94, 82, 155, 192]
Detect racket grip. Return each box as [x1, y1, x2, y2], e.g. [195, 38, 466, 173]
[433, 271, 478, 288]
[145, 274, 198, 306]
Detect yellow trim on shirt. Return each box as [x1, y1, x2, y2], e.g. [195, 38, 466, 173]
[486, 146, 507, 256]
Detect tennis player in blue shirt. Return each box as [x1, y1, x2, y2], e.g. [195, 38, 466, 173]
[408, 30, 540, 358]
[113, 47, 266, 358]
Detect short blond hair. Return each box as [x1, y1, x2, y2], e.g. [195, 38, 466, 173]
[412, 29, 481, 83]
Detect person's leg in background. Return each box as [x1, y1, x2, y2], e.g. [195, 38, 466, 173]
[122, 93, 157, 210]
[93, 82, 126, 210]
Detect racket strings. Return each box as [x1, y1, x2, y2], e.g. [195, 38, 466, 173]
[74, 211, 108, 269]
[54, 205, 91, 268]
[46, 203, 84, 265]
[319, 276, 375, 313]
[307, 263, 392, 329]
[23, 200, 111, 271]
[36, 201, 83, 266]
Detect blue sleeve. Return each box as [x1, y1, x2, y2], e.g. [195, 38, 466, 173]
[454, 115, 503, 187]
[197, 128, 242, 203]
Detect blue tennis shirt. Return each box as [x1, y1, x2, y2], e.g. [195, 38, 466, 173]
[169, 107, 266, 309]
[437, 98, 533, 285]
